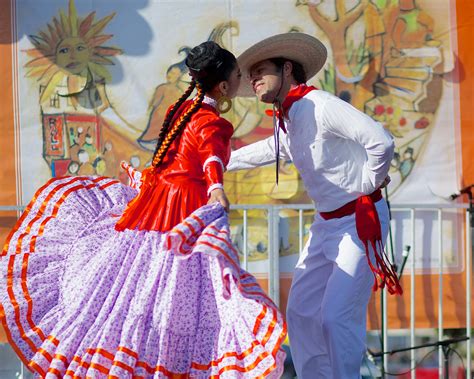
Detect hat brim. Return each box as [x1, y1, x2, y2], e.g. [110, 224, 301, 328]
[236, 33, 327, 97]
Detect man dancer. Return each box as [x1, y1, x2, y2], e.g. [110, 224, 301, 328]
[227, 33, 401, 378]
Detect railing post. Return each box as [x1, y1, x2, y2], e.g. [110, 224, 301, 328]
[410, 209, 416, 379]
[437, 209, 443, 379]
[242, 209, 248, 270]
[466, 209, 472, 378]
[298, 208, 304, 254]
[267, 207, 280, 306]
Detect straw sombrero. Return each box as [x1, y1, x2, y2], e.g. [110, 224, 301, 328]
[237, 32, 327, 97]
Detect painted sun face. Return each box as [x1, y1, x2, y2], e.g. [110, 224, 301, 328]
[24, 0, 121, 104]
[55, 37, 91, 74]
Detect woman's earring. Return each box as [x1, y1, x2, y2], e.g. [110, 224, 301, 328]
[216, 96, 232, 113]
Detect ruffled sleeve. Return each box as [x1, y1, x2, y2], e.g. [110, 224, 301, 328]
[195, 117, 234, 196]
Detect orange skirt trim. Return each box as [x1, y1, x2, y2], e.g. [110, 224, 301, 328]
[35, 318, 285, 379]
[1, 177, 120, 363]
[1, 178, 54, 256]
[1, 176, 286, 378]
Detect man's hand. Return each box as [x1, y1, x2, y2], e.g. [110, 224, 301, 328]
[208, 188, 230, 212]
[380, 175, 391, 189]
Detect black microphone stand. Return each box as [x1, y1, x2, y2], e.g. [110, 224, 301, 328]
[384, 187, 397, 266]
[373, 185, 474, 378]
[370, 336, 470, 378]
[379, 187, 406, 378]
[378, 187, 410, 378]
[380, 187, 394, 378]
[450, 183, 474, 225]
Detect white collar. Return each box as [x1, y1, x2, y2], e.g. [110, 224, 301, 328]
[202, 95, 217, 109]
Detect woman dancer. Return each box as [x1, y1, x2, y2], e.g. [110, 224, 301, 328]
[0, 41, 286, 378]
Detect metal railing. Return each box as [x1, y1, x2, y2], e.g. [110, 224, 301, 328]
[228, 203, 472, 378]
[0, 203, 472, 378]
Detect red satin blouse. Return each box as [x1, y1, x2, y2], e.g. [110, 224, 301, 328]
[115, 101, 233, 232]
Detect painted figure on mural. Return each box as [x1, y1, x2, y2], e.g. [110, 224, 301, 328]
[392, 0, 436, 50]
[399, 146, 415, 179]
[24, 0, 148, 179]
[0, 40, 286, 378]
[137, 48, 191, 151]
[296, 0, 445, 195]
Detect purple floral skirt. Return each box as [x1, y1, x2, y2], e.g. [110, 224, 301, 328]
[0, 176, 286, 378]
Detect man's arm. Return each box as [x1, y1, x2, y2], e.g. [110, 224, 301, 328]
[226, 133, 292, 171]
[321, 95, 395, 192]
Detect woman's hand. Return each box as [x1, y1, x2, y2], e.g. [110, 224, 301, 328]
[208, 188, 230, 212]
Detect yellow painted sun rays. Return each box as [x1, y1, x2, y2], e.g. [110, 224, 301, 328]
[24, 0, 122, 104]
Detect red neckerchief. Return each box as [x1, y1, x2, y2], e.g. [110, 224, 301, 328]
[265, 84, 317, 133]
[266, 84, 317, 184]
[281, 83, 318, 118]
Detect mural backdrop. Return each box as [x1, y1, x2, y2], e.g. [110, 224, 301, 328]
[1, 0, 473, 337]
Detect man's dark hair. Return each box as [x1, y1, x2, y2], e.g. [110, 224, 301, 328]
[269, 57, 307, 84]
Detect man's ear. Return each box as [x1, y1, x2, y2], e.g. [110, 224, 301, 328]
[283, 61, 293, 78]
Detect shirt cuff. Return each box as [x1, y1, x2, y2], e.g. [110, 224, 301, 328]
[203, 156, 225, 172]
[207, 183, 224, 196]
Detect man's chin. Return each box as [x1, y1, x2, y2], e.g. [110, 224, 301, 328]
[257, 91, 274, 104]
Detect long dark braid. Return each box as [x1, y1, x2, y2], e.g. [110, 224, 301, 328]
[152, 80, 196, 160]
[152, 84, 205, 167]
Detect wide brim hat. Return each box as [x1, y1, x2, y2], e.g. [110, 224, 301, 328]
[237, 32, 327, 97]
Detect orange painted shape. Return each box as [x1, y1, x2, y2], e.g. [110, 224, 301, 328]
[0, 0, 17, 209]
[456, 1, 474, 186]
[0, 0, 18, 311]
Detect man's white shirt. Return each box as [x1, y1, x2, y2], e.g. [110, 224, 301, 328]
[226, 90, 394, 212]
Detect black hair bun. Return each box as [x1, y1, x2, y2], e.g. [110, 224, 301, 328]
[185, 41, 236, 91]
[185, 41, 223, 73]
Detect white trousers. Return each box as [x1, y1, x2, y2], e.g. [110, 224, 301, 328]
[287, 199, 389, 379]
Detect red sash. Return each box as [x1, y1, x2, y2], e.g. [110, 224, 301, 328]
[321, 189, 403, 296]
